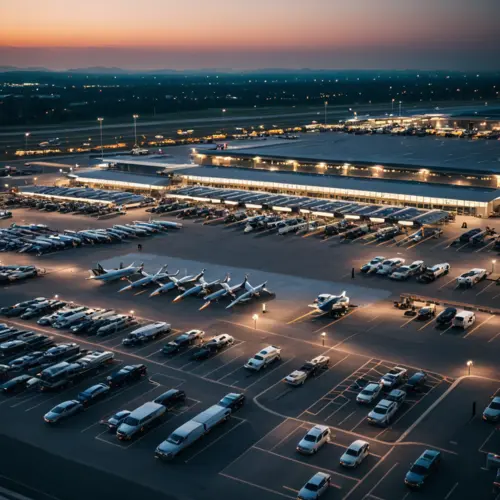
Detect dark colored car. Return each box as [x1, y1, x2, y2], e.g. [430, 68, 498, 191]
[0, 340, 28, 358]
[106, 364, 147, 388]
[77, 383, 110, 405]
[153, 389, 186, 408]
[18, 332, 54, 348]
[162, 330, 204, 355]
[1, 374, 32, 394]
[404, 450, 441, 489]
[218, 393, 245, 411]
[8, 351, 46, 372]
[436, 307, 457, 325]
[0, 364, 11, 382]
[104, 410, 131, 432]
[0, 298, 46, 317]
[416, 304, 436, 320]
[406, 371, 428, 391]
[190, 344, 218, 360]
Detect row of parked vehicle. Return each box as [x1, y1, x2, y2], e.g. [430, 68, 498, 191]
[0, 220, 171, 255]
[0, 264, 44, 284]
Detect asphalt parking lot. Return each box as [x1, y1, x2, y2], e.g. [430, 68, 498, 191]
[0, 208, 499, 500]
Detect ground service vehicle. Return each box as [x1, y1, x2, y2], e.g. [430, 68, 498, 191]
[452, 311, 476, 329]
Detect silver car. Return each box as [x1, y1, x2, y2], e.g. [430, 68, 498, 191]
[296, 425, 330, 455]
[356, 382, 382, 404]
[483, 396, 500, 422]
[44, 400, 83, 423]
[339, 440, 370, 468]
[298, 472, 331, 500]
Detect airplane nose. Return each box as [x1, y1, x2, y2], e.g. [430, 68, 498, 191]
[172, 295, 182, 303]
[150, 290, 159, 297]
[199, 301, 211, 311]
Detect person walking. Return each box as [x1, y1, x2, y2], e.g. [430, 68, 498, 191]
[137, 243, 142, 252]
[351, 267, 355, 279]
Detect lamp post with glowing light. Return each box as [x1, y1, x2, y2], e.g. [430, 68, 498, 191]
[399, 101, 402, 118]
[25, 132, 30, 152]
[133, 114, 139, 147]
[324, 101, 328, 126]
[97, 117, 104, 159]
[467, 360, 473, 376]
[391, 98, 395, 114]
[130, 310, 135, 316]
[321, 332, 326, 346]
[492, 260, 496, 274]
[252, 314, 258, 330]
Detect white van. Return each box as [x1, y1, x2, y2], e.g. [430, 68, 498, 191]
[116, 402, 166, 440]
[452, 311, 475, 330]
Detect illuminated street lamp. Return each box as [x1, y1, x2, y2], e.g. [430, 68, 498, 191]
[25, 132, 30, 152]
[133, 114, 139, 147]
[54, 294, 59, 299]
[399, 101, 402, 117]
[252, 313, 259, 330]
[130, 310, 135, 315]
[97, 117, 104, 159]
[391, 98, 395, 114]
[492, 260, 496, 274]
[33, 177, 38, 185]
[467, 360, 473, 376]
[321, 332, 326, 346]
[324, 101, 328, 126]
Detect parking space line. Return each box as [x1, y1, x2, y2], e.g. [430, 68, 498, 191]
[219, 473, 295, 499]
[476, 281, 496, 296]
[438, 276, 456, 290]
[0, 475, 62, 500]
[337, 411, 356, 426]
[252, 446, 360, 483]
[488, 330, 500, 343]
[418, 318, 436, 331]
[361, 462, 399, 500]
[444, 482, 459, 500]
[269, 423, 304, 452]
[184, 418, 247, 463]
[216, 359, 247, 382]
[95, 434, 126, 449]
[145, 349, 162, 359]
[313, 310, 359, 333]
[439, 325, 453, 336]
[197, 341, 246, 376]
[325, 400, 350, 420]
[463, 315, 494, 339]
[132, 334, 174, 354]
[478, 428, 496, 453]
[399, 316, 417, 328]
[243, 358, 296, 391]
[282, 486, 299, 494]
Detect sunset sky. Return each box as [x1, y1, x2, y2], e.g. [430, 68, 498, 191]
[1, 0, 499, 70]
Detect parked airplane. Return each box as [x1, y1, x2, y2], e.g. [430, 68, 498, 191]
[88, 262, 144, 282]
[225, 279, 270, 310]
[150, 269, 205, 297]
[308, 291, 350, 315]
[118, 265, 175, 293]
[172, 274, 223, 302]
[199, 275, 248, 310]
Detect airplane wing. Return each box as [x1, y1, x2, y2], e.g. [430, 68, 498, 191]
[226, 290, 252, 310]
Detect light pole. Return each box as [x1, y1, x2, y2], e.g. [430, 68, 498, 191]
[324, 101, 328, 126]
[252, 313, 259, 330]
[33, 177, 38, 185]
[222, 109, 226, 129]
[399, 101, 402, 118]
[97, 117, 104, 159]
[321, 332, 326, 346]
[133, 114, 139, 147]
[25, 132, 30, 152]
[467, 360, 473, 376]
[492, 260, 496, 274]
[391, 98, 395, 114]
[130, 309, 135, 316]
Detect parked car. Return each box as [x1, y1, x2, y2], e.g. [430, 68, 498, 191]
[77, 383, 110, 406]
[106, 364, 147, 388]
[404, 450, 441, 488]
[483, 396, 500, 423]
[1, 374, 31, 394]
[339, 440, 370, 468]
[367, 400, 398, 426]
[104, 410, 131, 433]
[380, 367, 408, 389]
[436, 307, 457, 325]
[296, 425, 330, 455]
[162, 330, 205, 355]
[297, 472, 331, 500]
[406, 371, 427, 392]
[417, 304, 436, 320]
[218, 393, 245, 411]
[356, 382, 383, 404]
[153, 389, 186, 408]
[44, 400, 84, 423]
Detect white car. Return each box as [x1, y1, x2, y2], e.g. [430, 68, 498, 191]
[483, 396, 500, 423]
[204, 334, 234, 349]
[456, 268, 487, 287]
[360, 256, 385, 273]
[376, 258, 405, 275]
[284, 355, 330, 386]
[356, 382, 383, 404]
[367, 399, 398, 426]
[390, 260, 424, 280]
[339, 440, 370, 468]
[244, 345, 281, 371]
[296, 425, 330, 455]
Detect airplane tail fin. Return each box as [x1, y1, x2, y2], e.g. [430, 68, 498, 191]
[119, 262, 124, 269]
[223, 273, 230, 284]
[341, 291, 346, 297]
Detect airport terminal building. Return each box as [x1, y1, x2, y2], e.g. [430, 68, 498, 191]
[70, 133, 500, 218]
